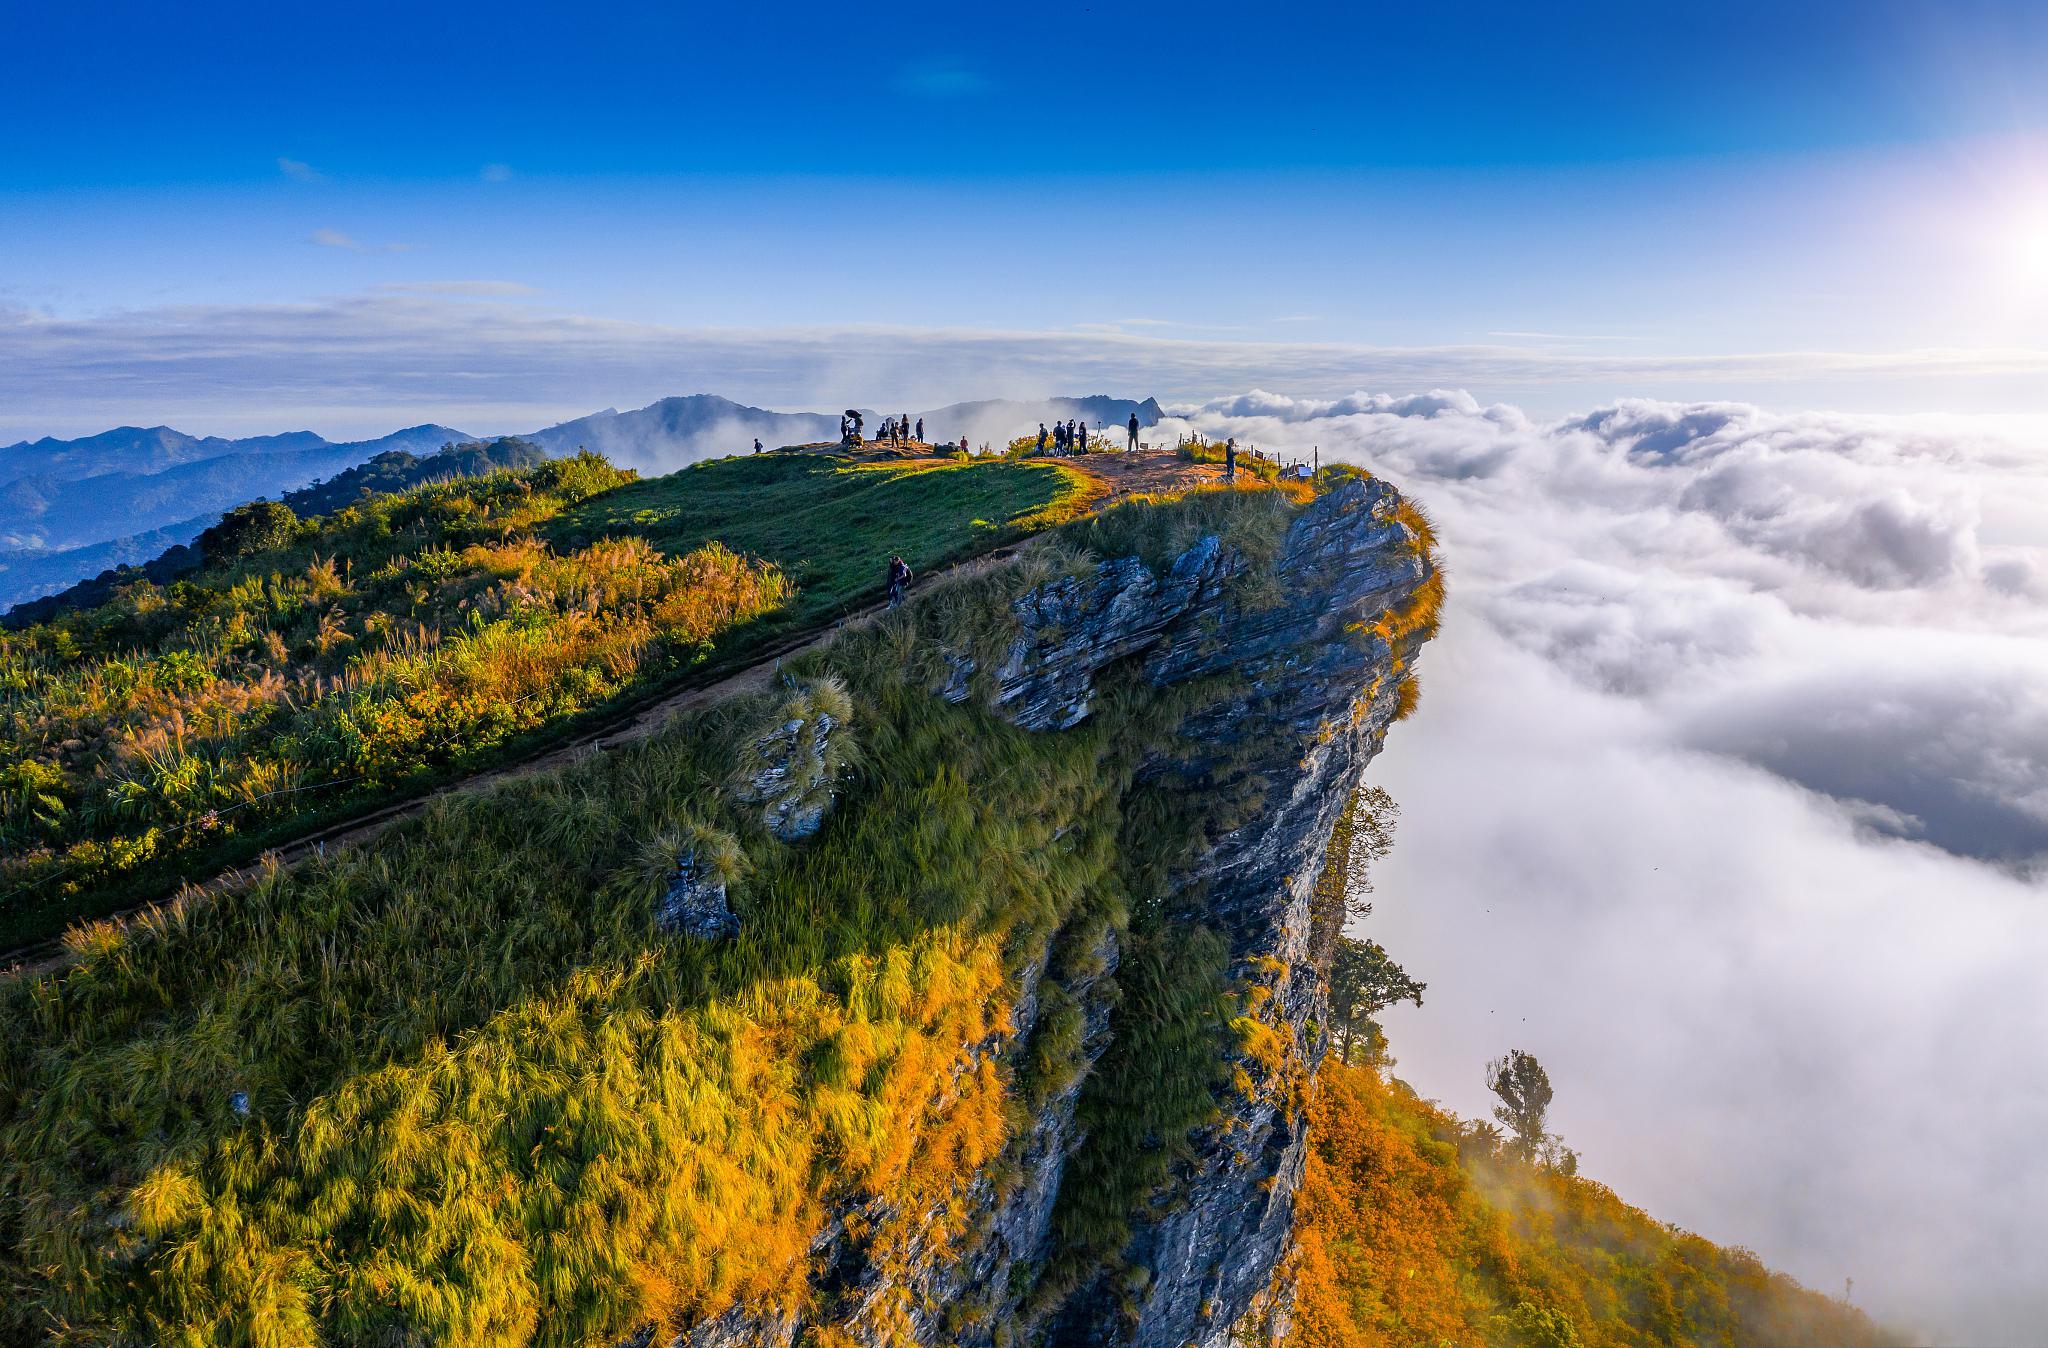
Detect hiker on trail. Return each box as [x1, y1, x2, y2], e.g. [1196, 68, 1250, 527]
[1225, 438, 1237, 480]
[1078, 421, 1087, 454]
[915, 417, 924, 443]
[959, 436, 969, 455]
[1037, 423, 1048, 454]
[886, 554, 913, 607]
[754, 438, 764, 455]
[1127, 412, 1140, 451]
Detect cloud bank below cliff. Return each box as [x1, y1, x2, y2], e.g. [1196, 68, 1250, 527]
[1158, 392, 2048, 1342]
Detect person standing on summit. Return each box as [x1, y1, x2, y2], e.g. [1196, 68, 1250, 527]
[915, 417, 924, 443]
[1037, 422, 1048, 454]
[1127, 412, 1140, 451]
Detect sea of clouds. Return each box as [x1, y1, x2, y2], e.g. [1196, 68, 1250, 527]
[1153, 392, 2048, 1343]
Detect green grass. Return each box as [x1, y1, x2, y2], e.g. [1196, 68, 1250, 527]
[553, 453, 1095, 633]
[0, 451, 1092, 952]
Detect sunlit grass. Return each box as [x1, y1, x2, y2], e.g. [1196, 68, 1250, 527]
[0, 452, 1091, 949]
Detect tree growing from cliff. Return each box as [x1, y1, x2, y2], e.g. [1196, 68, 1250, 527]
[1486, 1049, 1555, 1164]
[1330, 934, 1425, 1062]
[1341, 784, 1398, 922]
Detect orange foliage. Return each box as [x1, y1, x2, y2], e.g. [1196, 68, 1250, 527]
[1285, 1061, 1899, 1348]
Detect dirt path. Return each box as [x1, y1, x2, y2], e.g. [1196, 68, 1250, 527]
[0, 451, 1225, 979]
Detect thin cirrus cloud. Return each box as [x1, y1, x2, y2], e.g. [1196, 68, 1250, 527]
[309, 229, 417, 254]
[1155, 389, 2048, 1343]
[480, 163, 514, 183]
[276, 156, 324, 183]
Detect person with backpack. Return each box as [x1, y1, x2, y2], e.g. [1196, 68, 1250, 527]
[886, 554, 912, 607]
[1037, 423, 1048, 455]
[915, 417, 924, 443]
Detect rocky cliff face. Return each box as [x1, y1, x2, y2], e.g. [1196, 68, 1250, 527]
[657, 477, 1434, 1348]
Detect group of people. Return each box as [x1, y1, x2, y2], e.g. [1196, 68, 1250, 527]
[876, 414, 923, 446]
[1035, 413, 1144, 457]
[1035, 419, 1085, 456]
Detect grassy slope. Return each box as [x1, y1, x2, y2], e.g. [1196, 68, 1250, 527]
[0, 452, 1090, 951]
[1284, 1060, 1900, 1348]
[0, 489, 1290, 1347]
[552, 453, 1095, 632]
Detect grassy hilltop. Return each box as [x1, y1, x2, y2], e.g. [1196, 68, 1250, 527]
[0, 451, 1093, 949]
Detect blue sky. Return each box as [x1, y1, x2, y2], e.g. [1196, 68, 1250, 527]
[4, 0, 2048, 436]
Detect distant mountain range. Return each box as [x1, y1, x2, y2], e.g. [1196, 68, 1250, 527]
[0, 394, 1163, 612]
[0, 425, 469, 552]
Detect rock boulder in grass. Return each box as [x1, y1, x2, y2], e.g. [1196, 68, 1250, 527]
[736, 674, 856, 842]
[655, 851, 739, 941]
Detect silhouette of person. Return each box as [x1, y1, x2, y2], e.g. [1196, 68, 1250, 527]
[1127, 412, 1140, 451]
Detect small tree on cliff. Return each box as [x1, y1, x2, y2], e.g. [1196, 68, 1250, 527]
[1330, 934, 1425, 1062]
[1341, 785, 1398, 923]
[1486, 1049, 1554, 1163]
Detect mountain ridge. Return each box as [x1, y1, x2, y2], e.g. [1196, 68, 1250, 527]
[0, 395, 1163, 610]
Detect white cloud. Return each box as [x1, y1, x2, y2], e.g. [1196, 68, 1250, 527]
[276, 156, 324, 183]
[1158, 390, 2048, 1342]
[307, 231, 418, 256]
[3, 292, 2048, 440]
